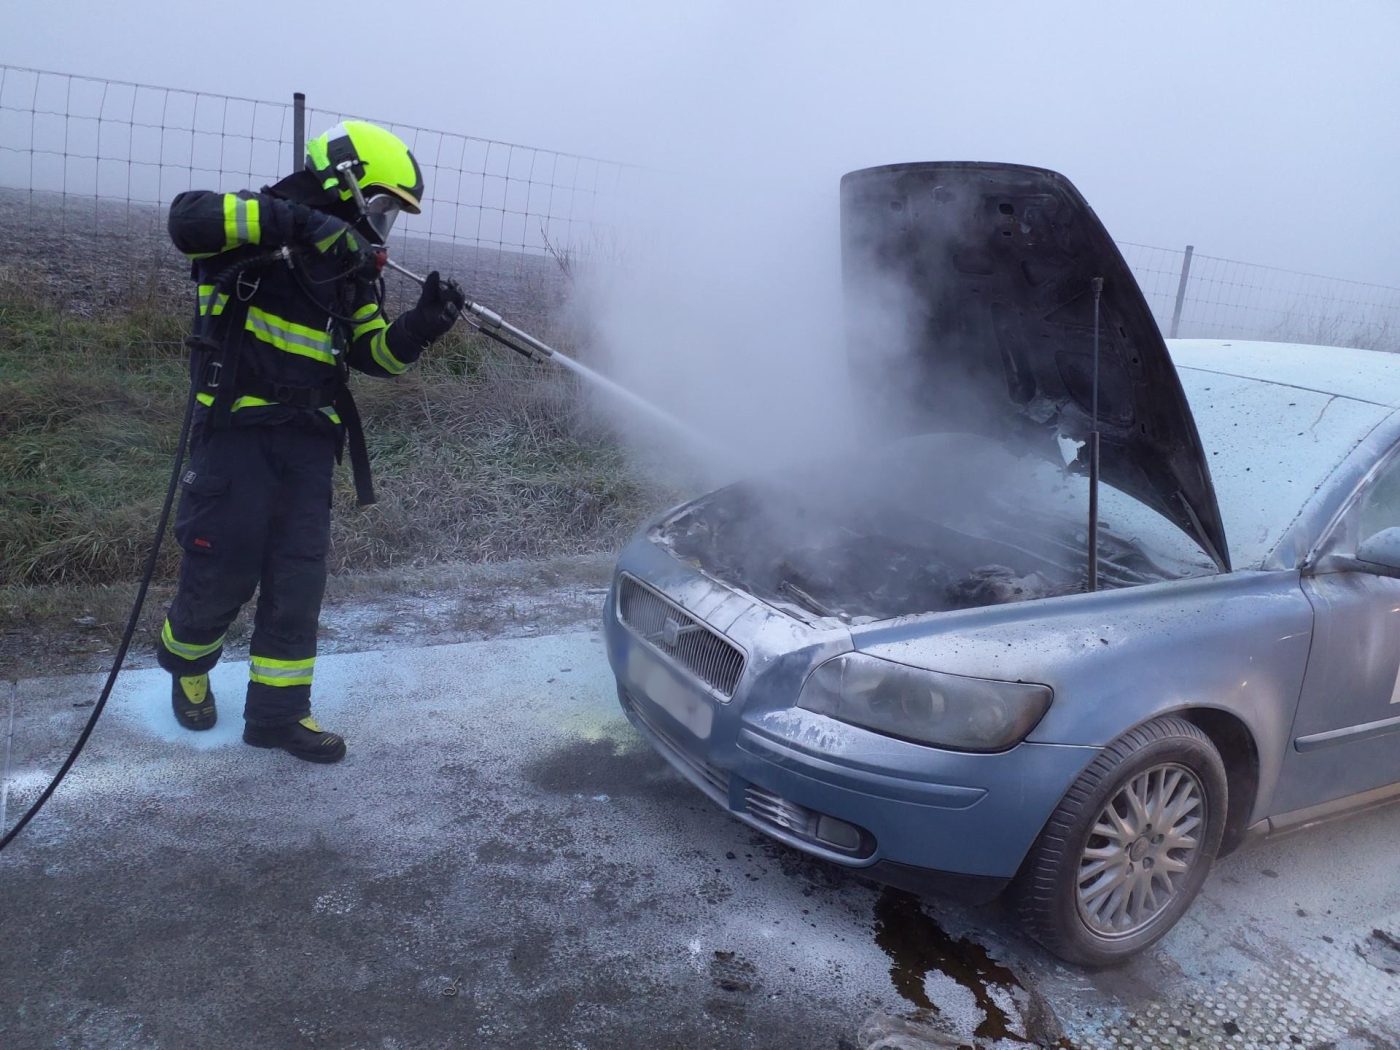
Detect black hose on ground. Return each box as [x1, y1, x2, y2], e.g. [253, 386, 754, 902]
[0, 372, 198, 854]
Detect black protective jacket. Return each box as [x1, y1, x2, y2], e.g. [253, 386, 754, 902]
[168, 173, 432, 499]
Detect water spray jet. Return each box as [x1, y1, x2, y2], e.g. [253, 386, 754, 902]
[384, 257, 732, 464]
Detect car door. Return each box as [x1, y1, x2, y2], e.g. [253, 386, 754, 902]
[1270, 442, 1400, 817]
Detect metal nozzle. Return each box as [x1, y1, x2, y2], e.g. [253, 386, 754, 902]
[381, 255, 551, 361]
[384, 256, 425, 285]
[471, 304, 504, 329]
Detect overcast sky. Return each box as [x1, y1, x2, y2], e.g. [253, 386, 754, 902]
[4, 0, 1397, 285]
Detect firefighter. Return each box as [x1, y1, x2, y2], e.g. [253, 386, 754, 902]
[156, 121, 463, 763]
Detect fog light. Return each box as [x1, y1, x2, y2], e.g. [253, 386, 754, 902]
[815, 814, 862, 851]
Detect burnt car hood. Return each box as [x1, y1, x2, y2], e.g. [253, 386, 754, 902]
[840, 162, 1230, 571]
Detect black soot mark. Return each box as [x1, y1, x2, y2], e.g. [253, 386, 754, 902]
[1358, 928, 1400, 975]
[522, 738, 680, 799]
[873, 888, 1027, 1044]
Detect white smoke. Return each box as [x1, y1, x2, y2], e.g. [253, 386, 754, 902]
[572, 163, 860, 484]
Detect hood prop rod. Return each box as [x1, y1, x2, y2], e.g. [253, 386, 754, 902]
[1087, 276, 1104, 593]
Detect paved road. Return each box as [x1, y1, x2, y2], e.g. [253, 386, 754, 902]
[3, 631, 1399, 1049]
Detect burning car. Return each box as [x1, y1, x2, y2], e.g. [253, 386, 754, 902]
[602, 162, 1400, 965]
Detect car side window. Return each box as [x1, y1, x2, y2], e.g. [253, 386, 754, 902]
[1355, 449, 1400, 540]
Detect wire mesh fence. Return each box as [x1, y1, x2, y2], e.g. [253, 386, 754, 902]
[1119, 242, 1400, 353]
[2, 63, 1398, 355]
[0, 64, 640, 350]
[295, 97, 640, 321]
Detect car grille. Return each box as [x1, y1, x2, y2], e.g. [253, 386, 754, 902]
[744, 785, 812, 835]
[617, 575, 746, 698]
[744, 785, 875, 858]
[623, 688, 874, 860]
[623, 689, 730, 798]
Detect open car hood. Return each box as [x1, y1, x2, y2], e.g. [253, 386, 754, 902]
[840, 162, 1230, 572]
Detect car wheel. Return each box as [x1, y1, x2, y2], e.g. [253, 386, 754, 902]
[1011, 716, 1227, 966]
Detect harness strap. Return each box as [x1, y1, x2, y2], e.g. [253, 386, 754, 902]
[332, 383, 376, 506]
[207, 370, 339, 411]
[203, 268, 260, 432]
[188, 246, 378, 506]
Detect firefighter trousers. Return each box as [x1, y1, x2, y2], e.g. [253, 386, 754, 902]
[156, 420, 337, 725]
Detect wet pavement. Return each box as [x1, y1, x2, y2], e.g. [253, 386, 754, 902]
[2, 630, 1399, 1049]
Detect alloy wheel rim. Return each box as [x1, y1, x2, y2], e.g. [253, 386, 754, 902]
[1075, 762, 1205, 939]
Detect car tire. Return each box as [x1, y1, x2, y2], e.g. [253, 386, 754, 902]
[1010, 716, 1228, 967]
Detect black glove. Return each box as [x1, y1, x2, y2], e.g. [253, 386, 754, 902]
[402, 271, 466, 345]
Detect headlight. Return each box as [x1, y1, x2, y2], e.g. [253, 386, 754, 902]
[797, 653, 1051, 752]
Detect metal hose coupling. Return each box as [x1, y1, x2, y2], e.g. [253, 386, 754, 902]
[466, 302, 504, 329]
[381, 255, 554, 362]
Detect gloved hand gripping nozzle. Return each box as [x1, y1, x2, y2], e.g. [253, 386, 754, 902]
[382, 257, 554, 363]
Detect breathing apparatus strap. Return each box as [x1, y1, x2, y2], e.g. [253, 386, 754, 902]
[333, 375, 376, 506]
[187, 233, 378, 505]
[262, 171, 381, 505]
[207, 267, 262, 432]
[184, 256, 262, 434]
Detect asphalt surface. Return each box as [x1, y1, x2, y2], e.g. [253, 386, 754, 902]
[3, 630, 1400, 1049]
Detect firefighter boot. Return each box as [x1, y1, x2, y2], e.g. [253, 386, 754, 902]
[242, 715, 346, 764]
[172, 673, 217, 731]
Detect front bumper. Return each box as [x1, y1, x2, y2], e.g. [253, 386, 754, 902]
[604, 550, 1099, 888]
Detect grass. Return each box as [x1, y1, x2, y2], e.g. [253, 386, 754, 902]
[0, 265, 670, 591]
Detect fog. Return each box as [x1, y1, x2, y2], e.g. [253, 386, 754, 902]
[5, 0, 1398, 491]
[4, 1, 1397, 283]
[8, 2, 1388, 599]
[574, 160, 856, 476]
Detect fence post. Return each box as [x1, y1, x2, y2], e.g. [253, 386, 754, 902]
[292, 92, 306, 171]
[1169, 244, 1194, 339]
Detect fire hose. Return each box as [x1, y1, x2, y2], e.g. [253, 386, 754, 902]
[0, 248, 713, 852]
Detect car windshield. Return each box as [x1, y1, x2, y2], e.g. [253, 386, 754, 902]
[1172, 348, 1398, 568]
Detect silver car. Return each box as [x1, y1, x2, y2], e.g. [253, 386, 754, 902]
[603, 162, 1400, 965]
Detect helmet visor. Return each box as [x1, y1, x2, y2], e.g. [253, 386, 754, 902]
[362, 194, 403, 244]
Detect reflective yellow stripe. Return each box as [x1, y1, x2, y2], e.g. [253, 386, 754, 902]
[245, 306, 337, 365]
[250, 654, 315, 687]
[253, 655, 316, 670]
[369, 329, 408, 375]
[350, 298, 406, 373]
[247, 307, 335, 347]
[195, 393, 340, 423]
[249, 671, 315, 687]
[351, 303, 383, 341]
[161, 619, 223, 661]
[351, 316, 383, 340]
[245, 198, 261, 244]
[221, 195, 260, 250]
[223, 194, 239, 251]
[313, 227, 359, 254]
[195, 392, 278, 411]
[196, 284, 228, 316]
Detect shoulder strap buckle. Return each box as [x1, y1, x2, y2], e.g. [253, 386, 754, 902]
[236, 271, 262, 302]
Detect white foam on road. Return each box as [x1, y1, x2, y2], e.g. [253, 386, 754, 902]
[3, 631, 1399, 1048]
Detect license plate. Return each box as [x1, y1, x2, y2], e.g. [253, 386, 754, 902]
[629, 649, 714, 739]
